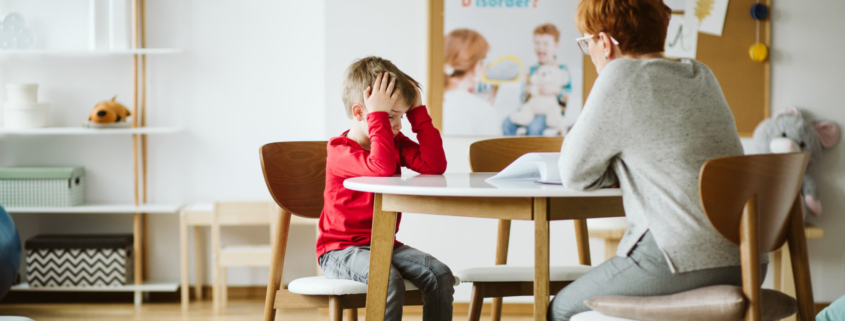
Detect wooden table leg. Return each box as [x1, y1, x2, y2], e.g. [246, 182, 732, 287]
[534, 197, 550, 321]
[180, 213, 189, 311]
[573, 219, 591, 266]
[365, 194, 397, 321]
[193, 226, 203, 300]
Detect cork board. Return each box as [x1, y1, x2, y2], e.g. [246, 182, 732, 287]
[428, 0, 771, 137]
[584, 0, 772, 137]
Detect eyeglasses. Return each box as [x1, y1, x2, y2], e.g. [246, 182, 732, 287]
[575, 34, 619, 55]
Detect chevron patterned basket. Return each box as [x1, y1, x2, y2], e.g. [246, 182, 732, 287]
[25, 234, 134, 288]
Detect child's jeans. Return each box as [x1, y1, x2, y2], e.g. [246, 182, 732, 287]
[503, 115, 546, 136]
[319, 245, 455, 321]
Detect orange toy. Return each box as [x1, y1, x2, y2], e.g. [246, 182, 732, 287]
[88, 96, 131, 124]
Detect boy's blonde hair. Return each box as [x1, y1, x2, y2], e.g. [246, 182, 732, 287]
[342, 56, 420, 118]
[533, 23, 560, 42]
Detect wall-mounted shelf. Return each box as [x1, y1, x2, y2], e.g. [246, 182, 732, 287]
[6, 203, 182, 215]
[0, 48, 181, 57]
[11, 282, 179, 292]
[0, 127, 181, 136]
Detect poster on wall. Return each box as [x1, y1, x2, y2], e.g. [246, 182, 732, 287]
[685, 0, 730, 36]
[439, 0, 583, 137]
[664, 14, 698, 59]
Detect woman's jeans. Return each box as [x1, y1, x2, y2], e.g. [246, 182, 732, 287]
[548, 231, 767, 320]
[503, 115, 546, 136]
[319, 245, 455, 321]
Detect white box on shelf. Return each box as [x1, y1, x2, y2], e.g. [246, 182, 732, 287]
[3, 102, 49, 129]
[108, 0, 131, 50]
[6, 83, 38, 103]
[89, 0, 110, 50]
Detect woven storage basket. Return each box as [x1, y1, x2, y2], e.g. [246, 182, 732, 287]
[0, 167, 84, 207]
[25, 234, 134, 287]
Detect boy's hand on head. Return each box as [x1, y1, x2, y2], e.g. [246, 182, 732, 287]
[363, 72, 398, 114]
[410, 80, 423, 110]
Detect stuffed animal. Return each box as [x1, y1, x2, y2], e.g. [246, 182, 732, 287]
[752, 107, 840, 217]
[509, 65, 567, 131]
[87, 96, 131, 126]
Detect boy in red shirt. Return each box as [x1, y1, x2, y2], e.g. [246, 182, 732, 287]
[317, 57, 453, 320]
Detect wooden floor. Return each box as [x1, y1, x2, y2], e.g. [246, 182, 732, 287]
[0, 299, 536, 321]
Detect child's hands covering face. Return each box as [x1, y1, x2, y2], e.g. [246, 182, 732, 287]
[363, 72, 398, 114]
[410, 80, 423, 110]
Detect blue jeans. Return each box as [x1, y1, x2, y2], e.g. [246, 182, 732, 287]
[503, 115, 546, 136]
[319, 245, 455, 321]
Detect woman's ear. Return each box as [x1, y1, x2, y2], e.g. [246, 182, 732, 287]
[598, 32, 614, 60]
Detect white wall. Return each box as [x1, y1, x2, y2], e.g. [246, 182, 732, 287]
[770, 0, 845, 303]
[4, 0, 844, 305]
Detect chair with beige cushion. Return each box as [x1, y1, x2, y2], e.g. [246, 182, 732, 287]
[571, 152, 814, 321]
[456, 137, 593, 321]
[259, 141, 459, 321]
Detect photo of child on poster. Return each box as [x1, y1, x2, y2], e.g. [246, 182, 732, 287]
[442, 0, 583, 137]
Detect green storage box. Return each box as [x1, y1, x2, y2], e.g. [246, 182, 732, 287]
[0, 167, 85, 207]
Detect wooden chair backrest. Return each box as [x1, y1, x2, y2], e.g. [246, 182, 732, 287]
[699, 152, 809, 252]
[259, 141, 327, 219]
[469, 137, 563, 172]
[212, 201, 278, 249]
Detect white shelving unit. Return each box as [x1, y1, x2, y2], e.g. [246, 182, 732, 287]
[1, 1, 180, 307]
[0, 48, 181, 57]
[11, 282, 179, 292]
[0, 127, 181, 135]
[6, 203, 182, 214]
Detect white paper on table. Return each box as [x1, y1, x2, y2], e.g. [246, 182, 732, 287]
[685, 0, 730, 36]
[485, 152, 562, 184]
[665, 14, 698, 59]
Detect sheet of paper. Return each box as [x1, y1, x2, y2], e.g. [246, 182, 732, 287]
[486, 152, 561, 183]
[686, 0, 730, 36]
[665, 13, 698, 59]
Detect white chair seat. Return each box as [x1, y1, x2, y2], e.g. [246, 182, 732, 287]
[0, 317, 37, 321]
[570, 311, 637, 321]
[455, 265, 592, 283]
[288, 276, 462, 296]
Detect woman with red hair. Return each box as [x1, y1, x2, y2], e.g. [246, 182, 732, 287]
[552, 0, 761, 319]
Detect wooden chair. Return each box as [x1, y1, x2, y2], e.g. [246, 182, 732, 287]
[211, 201, 277, 312]
[457, 137, 593, 321]
[260, 141, 456, 321]
[573, 152, 814, 321]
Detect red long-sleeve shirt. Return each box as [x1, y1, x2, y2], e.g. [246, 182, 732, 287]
[316, 106, 447, 259]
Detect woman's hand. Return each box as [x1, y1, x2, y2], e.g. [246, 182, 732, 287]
[363, 72, 398, 113]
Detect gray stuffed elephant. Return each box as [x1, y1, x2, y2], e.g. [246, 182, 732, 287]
[752, 107, 840, 217]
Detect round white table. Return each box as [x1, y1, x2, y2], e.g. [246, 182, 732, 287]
[344, 173, 624, 321]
